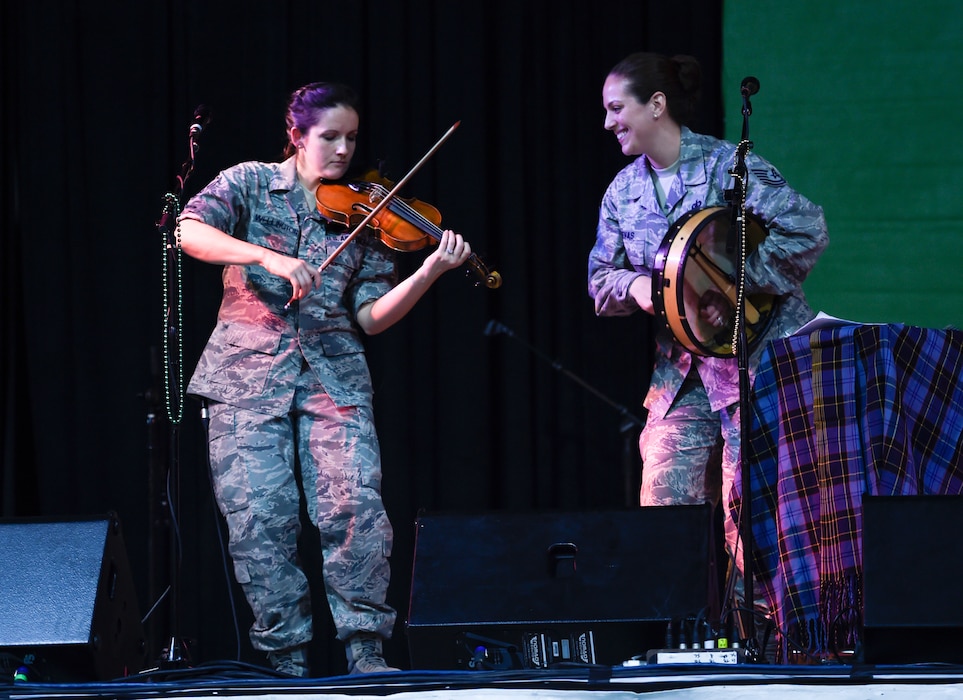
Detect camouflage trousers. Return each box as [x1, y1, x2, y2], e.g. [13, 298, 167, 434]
[206, 370, 396, 652]
[638, 372, 742, 568]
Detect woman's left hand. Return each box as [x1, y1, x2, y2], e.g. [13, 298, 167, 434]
[698, 288, 731, 328]
[425, 229, 472, 277]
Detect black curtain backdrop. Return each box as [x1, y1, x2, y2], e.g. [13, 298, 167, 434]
[1, 0, 721, 675]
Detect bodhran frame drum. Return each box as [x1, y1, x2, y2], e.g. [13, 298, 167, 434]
[652, 206, 777, 358]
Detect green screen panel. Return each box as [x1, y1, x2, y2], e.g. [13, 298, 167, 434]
[723, 1, 963, 330]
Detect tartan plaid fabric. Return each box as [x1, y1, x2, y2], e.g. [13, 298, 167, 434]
[735, 323, 963, 661]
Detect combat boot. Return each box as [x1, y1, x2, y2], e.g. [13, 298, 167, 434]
[345, 632, 400, 674]
[267, 645, 310, 677]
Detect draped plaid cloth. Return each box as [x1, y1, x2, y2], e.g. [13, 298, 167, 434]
[734, 323, 963, 661]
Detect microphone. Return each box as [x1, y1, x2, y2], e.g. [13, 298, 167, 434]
[740, 76, 760, 97]
[483, 319, 513, 337]
[189, 104, 212, 136]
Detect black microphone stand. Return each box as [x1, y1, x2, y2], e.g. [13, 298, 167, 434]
[484, 320, 645, 507]
[724, 79, 759, 654]
[147, 106, 211, 669]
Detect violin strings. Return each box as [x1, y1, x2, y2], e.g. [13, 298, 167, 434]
[369, 183, 444, 241]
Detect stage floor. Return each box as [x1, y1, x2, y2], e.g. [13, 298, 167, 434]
[7, 662, 963, 700]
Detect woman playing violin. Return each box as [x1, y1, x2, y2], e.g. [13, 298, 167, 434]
[177, 81, 471, 677]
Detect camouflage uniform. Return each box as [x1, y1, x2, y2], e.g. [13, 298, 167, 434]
[180, 157, 398, 653]
[588, 127, 828, 560]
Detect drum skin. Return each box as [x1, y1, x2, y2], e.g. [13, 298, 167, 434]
[652, 206, 776, 358]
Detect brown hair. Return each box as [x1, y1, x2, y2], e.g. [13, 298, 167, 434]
[282, 82, 360, 158]
[608, 53, 702, 126]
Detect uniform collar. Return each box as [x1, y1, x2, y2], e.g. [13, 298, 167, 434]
[271, 156, 301, 192]
[677, 127, 709, 188]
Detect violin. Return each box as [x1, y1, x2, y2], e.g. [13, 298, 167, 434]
[315, 172, 502, 289]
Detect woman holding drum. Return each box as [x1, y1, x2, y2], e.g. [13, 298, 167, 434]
[587, 51, 828, 652]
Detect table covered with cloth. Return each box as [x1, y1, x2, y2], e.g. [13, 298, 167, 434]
[734, 322, 963, 661]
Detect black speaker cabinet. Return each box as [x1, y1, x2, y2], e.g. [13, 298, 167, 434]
[862, 495, 963, 664]
[407, 505, 711, 670]
[0, 515, 147, 681]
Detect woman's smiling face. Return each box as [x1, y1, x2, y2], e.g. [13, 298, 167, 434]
[602, 73, 657, 158]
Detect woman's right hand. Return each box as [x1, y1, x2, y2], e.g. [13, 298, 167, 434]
[629, 275, 655, 314]
[178, 219, 319, 306]
[262, 252, 321, 307]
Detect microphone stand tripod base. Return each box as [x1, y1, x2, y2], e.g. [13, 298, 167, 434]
[158, 636, 191, 670]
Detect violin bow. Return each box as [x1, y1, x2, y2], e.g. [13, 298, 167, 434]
[318, 120, 461, 272]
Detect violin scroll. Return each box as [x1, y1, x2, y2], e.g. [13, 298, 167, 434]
[475, 264, 502, 289]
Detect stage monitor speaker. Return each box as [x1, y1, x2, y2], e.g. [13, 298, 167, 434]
[862, 495, 963, 664]
[407, 505, 711, 670]
[0, 514, 148, 681]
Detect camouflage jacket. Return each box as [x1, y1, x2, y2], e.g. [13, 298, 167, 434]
[588, 127, 829, 419]
[180, 157, 397, 415]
